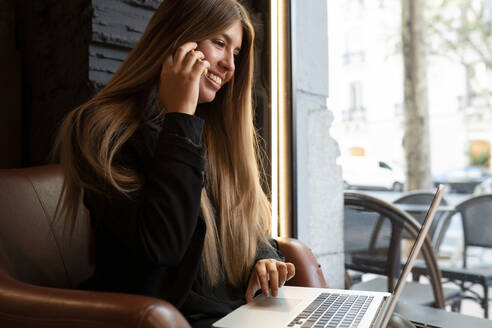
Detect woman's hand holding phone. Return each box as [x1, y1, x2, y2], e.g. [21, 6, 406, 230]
[157, 42, 210, 115]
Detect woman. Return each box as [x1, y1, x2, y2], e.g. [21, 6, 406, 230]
[55, 0, 295, 326]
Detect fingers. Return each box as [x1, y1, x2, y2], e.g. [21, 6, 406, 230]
[244, 261, 270, 303]
[174, 44, 209, 78]
[173, 42, 198, 65]
[244, 260, 297, 303]
[194, 57, 210, 77]
[187, 50, 209, 77]
[267, 261, 279, 297]
[245, 275, 260, 303]
[277, 262, 288, 288]
[286, 262, 296, 281]
[157, 42, 206, 115]
[182, 49, 203, 69]
[273, 262, 295, 294]
[256, 261, 270, 298]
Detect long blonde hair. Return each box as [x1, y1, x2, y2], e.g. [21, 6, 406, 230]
[55, 0, 272, 287]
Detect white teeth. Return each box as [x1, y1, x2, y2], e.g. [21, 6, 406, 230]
[207, 72, 222, 85]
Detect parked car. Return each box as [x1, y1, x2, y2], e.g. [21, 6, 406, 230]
[433, 166, 492, 194]
[341, 156, 405, 191]
[474, 177, 492, 195]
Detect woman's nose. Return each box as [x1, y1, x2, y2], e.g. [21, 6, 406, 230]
[219, 52, 235, 72]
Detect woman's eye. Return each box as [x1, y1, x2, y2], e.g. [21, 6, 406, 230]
[213, 40, 226, 47]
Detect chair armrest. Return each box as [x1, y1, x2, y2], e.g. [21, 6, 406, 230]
[276, 237, 329, 288]
[0, 270, 190, 328]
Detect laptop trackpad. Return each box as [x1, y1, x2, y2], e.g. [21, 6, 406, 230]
[245, 297, 302, 312]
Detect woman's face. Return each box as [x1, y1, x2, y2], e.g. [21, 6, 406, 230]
[196, 20, 243, 104]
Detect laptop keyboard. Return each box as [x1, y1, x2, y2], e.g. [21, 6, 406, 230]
[287, 293, 373, 328]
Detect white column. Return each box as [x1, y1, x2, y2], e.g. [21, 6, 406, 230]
[292, 0, 344, 288]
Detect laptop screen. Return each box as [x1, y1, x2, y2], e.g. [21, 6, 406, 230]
[378, 185, 444, 327]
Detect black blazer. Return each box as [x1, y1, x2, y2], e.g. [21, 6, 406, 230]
[83, 112, 207, 308]
[81, 110, 283, 322]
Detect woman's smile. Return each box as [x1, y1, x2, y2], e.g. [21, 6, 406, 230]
[204, 71, 223, 90]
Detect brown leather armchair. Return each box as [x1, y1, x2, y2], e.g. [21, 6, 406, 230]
[0, 165, 327, 327]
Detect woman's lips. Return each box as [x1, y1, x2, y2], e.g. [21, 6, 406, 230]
[205, 72, 222, 91]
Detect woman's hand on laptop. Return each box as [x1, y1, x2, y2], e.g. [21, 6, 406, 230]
[245, 259, 295, 302]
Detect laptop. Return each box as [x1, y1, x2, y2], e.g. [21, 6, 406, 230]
[213, 185, 444, 328]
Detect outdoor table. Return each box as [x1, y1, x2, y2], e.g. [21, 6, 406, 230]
[395, 300, 492, 327]
[412, 263, 492, 319]
[393, 204, 456, 213]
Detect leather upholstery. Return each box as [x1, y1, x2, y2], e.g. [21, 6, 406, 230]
[0, 165, 328, 327]
[0, 165, 93, 288]
[277, 237, 329, 288]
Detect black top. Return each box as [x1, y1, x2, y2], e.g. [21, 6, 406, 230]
[81, 104, 283, 327]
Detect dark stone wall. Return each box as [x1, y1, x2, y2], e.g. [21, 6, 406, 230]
[17, 0, 92, 166]
[89, 0, 160, 90]
[0, 0, 21, 168]
[14, 0, 270, 168]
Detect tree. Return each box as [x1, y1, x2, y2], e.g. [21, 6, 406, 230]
[426, 0, 492, 108]
[402, 0, 434, 190]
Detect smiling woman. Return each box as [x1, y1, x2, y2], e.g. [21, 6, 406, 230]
[53, 0, 294, 327]
[158, 20, 243, 108]
[196, 22, 242, 102]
